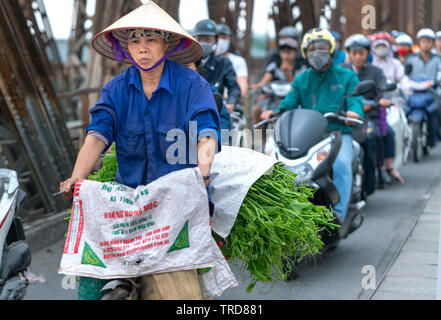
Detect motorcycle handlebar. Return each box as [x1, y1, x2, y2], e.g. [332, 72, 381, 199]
[253, 116, 279, 129]
[52, 186, 75, 198]
[324, 113, 364, 126]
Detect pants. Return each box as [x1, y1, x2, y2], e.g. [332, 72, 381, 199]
[383, 125, 396, 159]
[333, 134, 353, 222]
[427, 102, 439, 147]
[363, 135, 383, 196]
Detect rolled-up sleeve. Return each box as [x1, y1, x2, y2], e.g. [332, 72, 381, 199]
[187, 81, 222, 152]
[85, 87, 117, 153]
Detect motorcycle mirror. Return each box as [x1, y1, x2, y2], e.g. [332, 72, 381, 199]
[405, 64, 413, 76]
[382, 82, 397, 92]
[213, 93, 224, 114]
[349, 80, 376, 97]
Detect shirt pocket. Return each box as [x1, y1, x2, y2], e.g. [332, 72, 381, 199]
[118, 125, 146, 159]
[157, 123, 186, 162]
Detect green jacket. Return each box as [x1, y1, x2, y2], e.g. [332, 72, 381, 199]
[274, 64, 364, 134]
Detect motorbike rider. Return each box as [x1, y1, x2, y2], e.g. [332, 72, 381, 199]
[59, 2, 221, 299]
[405, 28, 441, 83]
[186, 59, 232, 131]
[396, 33, 414, 64]
[342, 34, 393, 195]
[405, 28, 441, 147]
[331, 31, 348, 65]
[216, 23, 249, 98]
[261, 28, 364, 227]
[371, 32, 408, 185]
[265, 26, 305, 69]
[251, 37, 306, 125]
[193, 19, 241, 114]
[390, 30, 400, 57]
[436, 31, 441, 56]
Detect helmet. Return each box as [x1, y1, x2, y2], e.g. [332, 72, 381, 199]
[278, 38, 299, 50]
[301, 28, 336, 58]
[193, 19, 218, 37]
[417, 28, 435, 40]
[391, 30, 400, 38]
[396, 34, 413, 46]
[345, 34, 371, 51]
[331, 31, 342, 41]
[217, 23, 232, 37]
[436, 31, 441, 39]
[279, 26, 299, 40]
[370, 32, 392, 44]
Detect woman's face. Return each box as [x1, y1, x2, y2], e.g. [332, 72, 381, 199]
[128, 35, 169, 69]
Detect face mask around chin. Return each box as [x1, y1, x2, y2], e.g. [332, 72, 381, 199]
[307, 50, 331, 70]
[216, 39, 230, 55]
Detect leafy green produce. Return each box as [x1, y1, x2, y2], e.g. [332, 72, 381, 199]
[213, 163, 338, 292]
[87, 144, 118, 183]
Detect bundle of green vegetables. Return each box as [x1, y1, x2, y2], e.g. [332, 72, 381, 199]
[67, 146, 337, 294]
[212, 163, 338, 292]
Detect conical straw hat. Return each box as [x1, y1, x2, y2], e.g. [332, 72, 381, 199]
[92, 1, 202, 66]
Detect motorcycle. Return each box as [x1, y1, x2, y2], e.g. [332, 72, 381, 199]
[0, 169, 31, 300]
[254, 80, 376, 255]
[405, 77, 439, 162]
[229, 104, 247, 147]
[386, 85, 412, 170]
[255, 80, 292, 151]
[261, 80, 292, 111]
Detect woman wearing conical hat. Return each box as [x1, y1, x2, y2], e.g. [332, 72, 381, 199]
[59, 1, 221, 198]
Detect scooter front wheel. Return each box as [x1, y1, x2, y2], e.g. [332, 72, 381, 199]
[411, 122, 423, 163]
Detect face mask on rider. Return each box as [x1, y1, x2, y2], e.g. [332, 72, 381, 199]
[307, 50, 331, 71]
[200, 42, 217, 59]
[374, 46, 389, 58]
[397, 48, 411, 56]
[216, 39, 230, 56]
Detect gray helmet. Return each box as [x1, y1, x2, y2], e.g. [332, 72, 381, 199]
[193, 19, 218, 37]
[217, 23, 232, 37]
[279, 26, 299, 40]
[345, 33, 371, 51]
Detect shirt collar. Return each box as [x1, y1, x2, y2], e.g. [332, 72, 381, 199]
[128, 60, 174, 96]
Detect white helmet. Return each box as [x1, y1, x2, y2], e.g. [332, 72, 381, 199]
[417, 28, 435, 40]
[436, 31, 441, 39]
[396, 34, 413, 46]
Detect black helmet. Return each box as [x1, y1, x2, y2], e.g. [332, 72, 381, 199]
[217, 23, 232, 37]
[193, 19, 218, 37]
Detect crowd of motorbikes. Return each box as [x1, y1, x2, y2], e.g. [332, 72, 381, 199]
[4, 34, 441, 301]
[247, 69, 441, 266]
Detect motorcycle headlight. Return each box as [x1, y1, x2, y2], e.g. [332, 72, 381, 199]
[287, 163, 314, 183]
[311, 143, 332, 167]
[316, 148, 329, 163]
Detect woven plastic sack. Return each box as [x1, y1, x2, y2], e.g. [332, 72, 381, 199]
[59, 167, 237, 299]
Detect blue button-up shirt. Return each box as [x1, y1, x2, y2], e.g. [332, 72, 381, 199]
[86, 60, 221, 189]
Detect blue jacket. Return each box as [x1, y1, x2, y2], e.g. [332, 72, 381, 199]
[86, 60, 221, 189]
